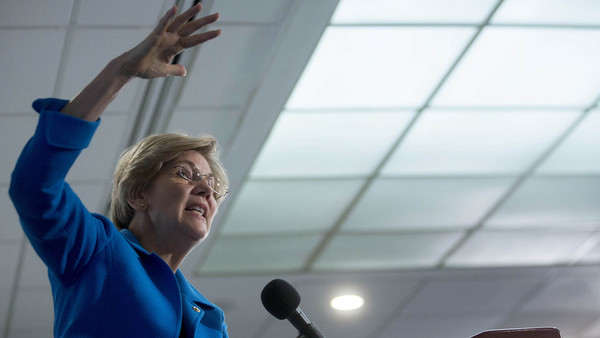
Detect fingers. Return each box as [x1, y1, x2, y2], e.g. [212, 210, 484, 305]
[155, 6, 178, 33]
[178, 12, 220, 37]
[180, 29, 221, 49]
[167, 3, 203, 33]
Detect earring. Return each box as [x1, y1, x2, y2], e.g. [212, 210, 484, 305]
[140, 202, 145, 208]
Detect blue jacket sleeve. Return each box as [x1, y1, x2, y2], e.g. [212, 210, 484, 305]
[9, 98, 115, 284]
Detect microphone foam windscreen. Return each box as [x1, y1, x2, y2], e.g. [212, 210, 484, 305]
[261, 279, 301, 320]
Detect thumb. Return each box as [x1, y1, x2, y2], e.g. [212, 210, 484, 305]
[166, 63, 187, 77]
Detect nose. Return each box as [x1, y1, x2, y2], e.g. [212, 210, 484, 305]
[191, 177, 213, 197]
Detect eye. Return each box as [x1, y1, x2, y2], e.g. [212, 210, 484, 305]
[178, 165, 193, 180]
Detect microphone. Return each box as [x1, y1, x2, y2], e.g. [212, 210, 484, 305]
[261, 279, 326, 338]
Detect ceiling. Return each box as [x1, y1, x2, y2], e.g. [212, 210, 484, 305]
[2, 0, 600, 337]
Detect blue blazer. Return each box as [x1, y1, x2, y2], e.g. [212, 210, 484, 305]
[9, 98, 228, 337]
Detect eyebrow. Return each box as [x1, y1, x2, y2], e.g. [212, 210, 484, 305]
[175, 159, 213, 175]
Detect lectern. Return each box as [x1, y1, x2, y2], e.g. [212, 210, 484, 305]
[471, 327, 561, 338]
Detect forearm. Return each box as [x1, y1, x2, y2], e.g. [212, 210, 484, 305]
[60, 55, 133, 121]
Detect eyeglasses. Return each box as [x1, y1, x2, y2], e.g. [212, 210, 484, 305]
[174, 164, 229, 200]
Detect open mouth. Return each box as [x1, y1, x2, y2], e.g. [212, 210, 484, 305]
[184, 205, 206, 217]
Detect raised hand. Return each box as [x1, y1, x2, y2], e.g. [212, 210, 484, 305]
[119, 4, 221, 79]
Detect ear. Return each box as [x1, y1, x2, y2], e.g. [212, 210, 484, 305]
[127, 196, 147, 211]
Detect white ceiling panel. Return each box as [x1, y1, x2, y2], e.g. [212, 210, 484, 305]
[0, 186, 25, 241]
[286, 26, 476, 109]
[0, 116, 38, 184]
[10, 289, 53, 330]
[167, 107, 241, 151]
[382, 109, 578, 175]
[7, 327, 52, 338]
[492, 0, 600, 25]
[378, 313, 505, 338]
[0, 29, 66, 114]
[0, 243, 21, 291]
[403, 278, 540, 315]
[486, 177, 600, 229]
[342, 178, 513, 232]
[287, 276, 422, 338]
[250, 111, 414, 177]
[331, 0, 497, 24]
[67, 114, 131, 182]
[75, 0, 167, 26]
[521, 275, 600, 313]
[178, 25, 280, 108]
[0, 290, 8, 331]
[212, 0, 293, 24]
[198, 234, 323, 274]
[0, 0, 73, 27]
[313, 232, 464, 271]
[58, 28, 149, 113]
[446, 230, 593, 267]
[538, 111, 600, 174]
[432, 27, 600, 107]
[69, 183, 111, 215]
[221, 179, 364, 235]
[18, 244, 51, 290]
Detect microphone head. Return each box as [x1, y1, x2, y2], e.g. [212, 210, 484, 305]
[261, 279, 301, 320]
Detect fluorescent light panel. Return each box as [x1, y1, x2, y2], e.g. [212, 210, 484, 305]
[286, 26, 476, 109]
[250, 111, 414, 177]
[331, 0, 498, 24]
[432, 28, 600, 107]
[221, 179, 365, 235]
[341, 178, 514, 232]
[492, 0, 600, 25]
[382, 109, 580, 175]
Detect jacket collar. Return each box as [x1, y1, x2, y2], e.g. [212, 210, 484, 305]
[119, 228, 216, 310]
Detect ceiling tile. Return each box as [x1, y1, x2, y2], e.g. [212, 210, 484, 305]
[313, 232, 464, 271]
[342, 178, 513, 232]
[76, 0, 166, 26]
[486, 177, 600, 229]
[538, 111, 600, 174]
[382, 109, 579, 175]
[199, 234, 323, 274]
[492, 0, 600, 25]
[0, 116, 38, 184]
[18, 244, 51, 290]
[0, 0, 74, 26]
[167, 107, 242, 152]
[0, 29, 66, 114]
[521, 275, 600, 313]
[10, 289, 53, 330]
[446, 230, 594, 267]
[58, 28, 148, 113]
[250, 111, 414, 177]
[0, 186, 26, 241]
[403, 278, 540, 315]
[275, 276, 422, 338]
[68, 114, 131, 182]
[0, 242, 21, 291]
[7, 327, 53, 338]
[221, 179, 365, 235]
[286, 26, 476, 109]
[0, 290, 8, 330]
[212, 0, 293, 24]
[432, 28, 600, 107]
[332, 0, 498, 24]
[69, 183, 111, 215]
[178, 25, 280, 108]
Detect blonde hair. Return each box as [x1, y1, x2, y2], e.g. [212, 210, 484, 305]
[110, 133, 228, 229]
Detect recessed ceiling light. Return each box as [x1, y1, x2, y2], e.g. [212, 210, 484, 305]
[330, 295, 364, 311]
